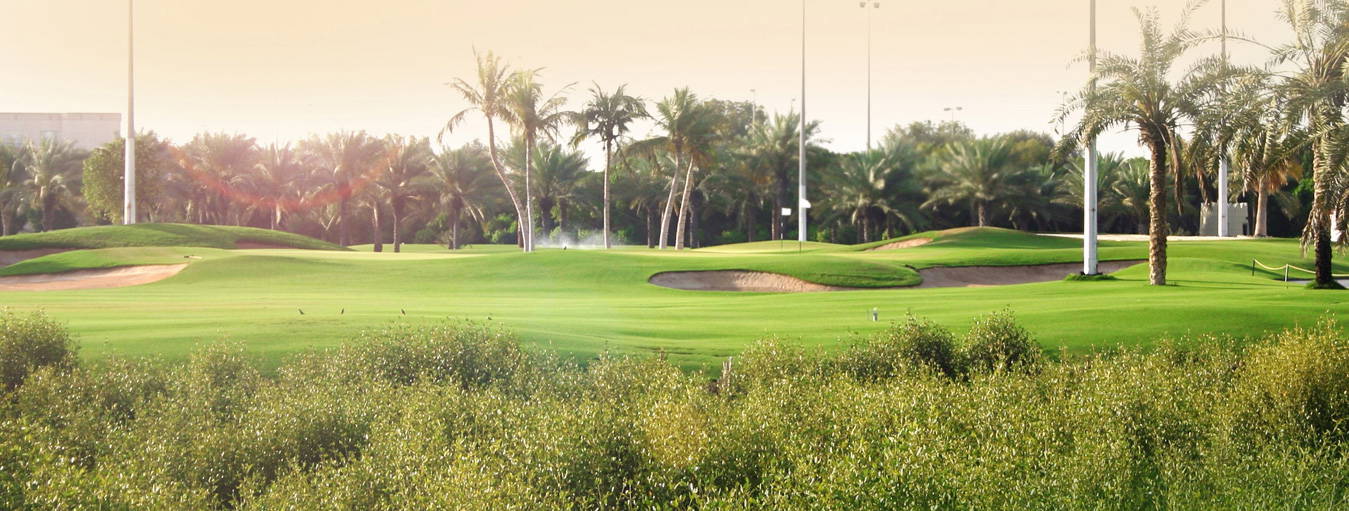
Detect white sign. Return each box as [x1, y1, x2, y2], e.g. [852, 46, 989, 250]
[781, 208, 793, 216]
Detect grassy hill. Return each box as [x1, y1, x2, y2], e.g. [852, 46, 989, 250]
[0, 224, 344, 252]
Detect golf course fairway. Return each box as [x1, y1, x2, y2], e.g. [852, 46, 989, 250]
[2, 224, 1346, 371]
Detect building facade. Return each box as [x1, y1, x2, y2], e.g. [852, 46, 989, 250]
[0, 112, 121, 150]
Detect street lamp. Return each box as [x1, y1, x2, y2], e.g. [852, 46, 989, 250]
[124, 0, 136, 225]
[1217, 0, 1230, 237]
[859, 1, 879, 152]
[793, 0, 807, 246]
[1084, 0, 1100, 275]
[943, 106, 963, 122]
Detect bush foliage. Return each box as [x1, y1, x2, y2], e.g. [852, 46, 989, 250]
[2, 311, 1348, 509]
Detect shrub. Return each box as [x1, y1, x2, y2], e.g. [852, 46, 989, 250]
[0, 310, 77, 391]
[962, 308, 1042, 373]
[840, 314, 962, 380]
[1232, 317, 1349, 442]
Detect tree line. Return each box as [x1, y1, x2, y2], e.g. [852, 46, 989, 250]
[1, 2, 1343, 285]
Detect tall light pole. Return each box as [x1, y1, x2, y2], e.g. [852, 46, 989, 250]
[123, 0, 137, 225]
[1084, 0, 1099, 275]
[860, 1, 879, 152]
[798, 0, 809, 243]
[1217, 0, 1230, 237]
[944, 106, 963, 122]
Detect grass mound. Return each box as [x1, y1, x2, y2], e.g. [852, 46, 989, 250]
[2, 311, 1347, 508]
[0, 224, 343, 252]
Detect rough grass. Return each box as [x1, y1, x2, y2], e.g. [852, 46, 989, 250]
[2, 312, 1346, 509]
[0, 224, 344, 252]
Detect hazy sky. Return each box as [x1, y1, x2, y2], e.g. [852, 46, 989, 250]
[0, 0, 1290, 160]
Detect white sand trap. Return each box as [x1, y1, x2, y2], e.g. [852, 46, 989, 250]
[0, 264, 188, 291]
[867, 238, 932, 251]
[916, 260, 1143, 288]
[0, 248, 69, 267]
[650, 271, 851, 292]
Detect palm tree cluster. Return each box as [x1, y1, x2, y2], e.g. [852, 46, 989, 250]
[1, 1, 1344, 292]
[1060, 0, 1349, 287]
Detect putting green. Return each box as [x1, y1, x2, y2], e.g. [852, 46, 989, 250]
[1, 225, 1345, 371]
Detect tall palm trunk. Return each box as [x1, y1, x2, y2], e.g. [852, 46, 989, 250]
[977, 202, 988, 227]
[539, 197, 556, 238]
[524, 137, 535, 252]
[657, 150, 683, 250]
[602, 141, 613, 249]
[270, 204, 281, 231]
[338, 197, 350, 247]
[1145, 136, 1169, 286]
[1, 208, 12, 236]
[42, 196, 56, 232]
[1309, 119, 1338, 287]
[674, 161, 698, 250]
[645, 208, 654, 248]
[371, 202, 383, 253]
[482, 118, 528, 253]
[448, 201, 463, 250]
[1254, 188, 1269, 238]
[773, 169, 787, 241]
[391, 197, 404, 253]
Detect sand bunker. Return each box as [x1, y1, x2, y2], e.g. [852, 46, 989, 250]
[649, 271, 851, 292]
[0, 248, 69, 267]
[916, 260, 1142, 288]
[650, 260, 1143, 293]
[867, 238, 932, 251]
[0, 264, 188, 291]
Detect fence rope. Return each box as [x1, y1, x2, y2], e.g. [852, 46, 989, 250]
[1251, 259, 1349, 279]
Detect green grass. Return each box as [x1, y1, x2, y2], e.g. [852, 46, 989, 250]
[2, 226, 1348, 371]
[0, 223, 344, 251]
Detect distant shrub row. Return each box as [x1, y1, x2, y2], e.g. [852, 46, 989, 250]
[2, 310, 1348, 509]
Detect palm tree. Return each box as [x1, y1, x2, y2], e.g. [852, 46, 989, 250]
[15, 139, 84, 232]
[0, 142, 23, 235]
[618, 153, 674, 248]
[571, 83, 647, 249]
[502, 70, 571, 252]
[426, 143, 497, 250]
[745, 111, 821, 241]
[924, 137, 1019, 227]
[300, 131, 381, 247]
[630, 88, 705, 250]
[375, 136, 431, 252]
[824, 152, 925, 243]
[511, 141, 587, 239]
[1059, 5, 1216, 286]
[1269, 0, 1349, 287]
[181, 133, 259, 226]
[247, 143, 308, 231]
[445, 50, 528, 252]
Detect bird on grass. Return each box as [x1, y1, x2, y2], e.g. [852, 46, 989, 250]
[401, 309, 406, 316]
[298, 308, 305, 315]
[340, 308, 345, 315]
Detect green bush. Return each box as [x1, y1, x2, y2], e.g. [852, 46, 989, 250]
[962, 308, 1042, 373]
[840, 314, 962, 380]
[0, 310, 77, 391]
[4, 316, 1349, 509]
[1232, 318, 1349, 442]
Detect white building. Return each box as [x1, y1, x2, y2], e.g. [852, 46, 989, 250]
[0, 112, 121, 150]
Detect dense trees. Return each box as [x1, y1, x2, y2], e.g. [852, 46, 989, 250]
[0, 4, 1341, 274]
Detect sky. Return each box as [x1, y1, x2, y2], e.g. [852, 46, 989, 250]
[0, 0, 1292, 161]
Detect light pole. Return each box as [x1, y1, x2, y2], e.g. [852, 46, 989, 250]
[1217, 0, 1230, 237]
[860, 1, 879, 152]
[943, 106, 963, 122]
[123, 0, 136, 225]
[798, 0, 809, 244]
[1084, 0, 1099, 275]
